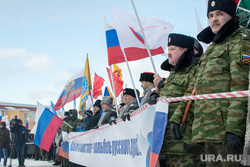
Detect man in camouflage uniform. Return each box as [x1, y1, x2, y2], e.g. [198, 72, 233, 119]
[170, 0, 250, 166]
[149, 33, 203, 167]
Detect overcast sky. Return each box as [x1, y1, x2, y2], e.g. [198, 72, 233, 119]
[0, 0, 207, 110]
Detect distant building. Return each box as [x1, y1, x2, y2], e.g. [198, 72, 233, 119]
[0, 102, 37, 131]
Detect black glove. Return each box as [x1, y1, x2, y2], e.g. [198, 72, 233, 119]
[170, 122, 182, 140]
[122, 113, 130, 122]
[72, 127, 77, 132]
[183, 143, 193, 153]
[109, 116, 117, 125]
[148, 94, 159, 105]
[227, 132, 244, 150]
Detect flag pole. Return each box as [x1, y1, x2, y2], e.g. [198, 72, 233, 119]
[130, 0, 157, 74]
[121, 51, 141, 108]
[110, 65, 120, 115]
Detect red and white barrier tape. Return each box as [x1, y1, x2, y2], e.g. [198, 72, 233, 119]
[158, 90, 250, 103]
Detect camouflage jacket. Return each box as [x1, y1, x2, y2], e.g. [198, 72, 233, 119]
[171, 27, 250, 143]
[157, 62, 198, 155]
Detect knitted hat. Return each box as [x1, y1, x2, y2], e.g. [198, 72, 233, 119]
[139, 72, 155, 83]
[123, 88, 140, 98]
[93, 99, 101, 109]
[64, 111, 69, 116]
[101, 96, 113, 107]
[85, 110, 93, 117]
[207, 0, 237, 17]
[168, 33, 194, 49]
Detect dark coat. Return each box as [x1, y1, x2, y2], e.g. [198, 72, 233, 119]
[87, 110, 101, 129]
[0, 122, 10, 148]
[98, 108, 117, 126]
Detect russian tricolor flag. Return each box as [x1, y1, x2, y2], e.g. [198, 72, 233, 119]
[33, 102, 63, 152]
[149, 100, 169, 167]
[105, 20, 125, 66]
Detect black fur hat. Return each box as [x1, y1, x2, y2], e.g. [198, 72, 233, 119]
[139, 72, 155, 83]
[207, 0, 237, 17]
[168, 33, 194, 49]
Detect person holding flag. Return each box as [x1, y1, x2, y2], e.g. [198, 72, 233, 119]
[149, 33, 203, 167]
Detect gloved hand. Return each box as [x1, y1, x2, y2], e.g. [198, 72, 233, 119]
[170, 122, 182, 140]
[183, 143, 193, 153]
[227, 132, 244, 150]
[122, 113, 130, 122]
[109, 116, 117, 125]
[148, 94, 159, 105]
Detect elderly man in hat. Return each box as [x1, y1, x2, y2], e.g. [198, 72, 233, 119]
[119, 88, 140, 121]
[149, 33, 203, 167]
[139, 72, 155, 105]
[170, 0, 250, 166]
[98, 96, 117, 126]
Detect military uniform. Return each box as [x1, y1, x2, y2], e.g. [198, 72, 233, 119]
[155, 33, 205, 167]
[171, 15, 250, 167]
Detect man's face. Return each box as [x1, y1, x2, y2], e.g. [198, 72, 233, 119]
[93, 106, 100, 113]
[208, 10, 232, 34]
[123, 94, 136, 104]
[167, 46, 186, 66]
[101, 104, 110, 111]
[141, 81, 152, 91]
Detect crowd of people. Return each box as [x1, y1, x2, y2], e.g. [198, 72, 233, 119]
[0, 0, 249, 166]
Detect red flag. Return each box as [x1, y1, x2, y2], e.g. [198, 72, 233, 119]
[93, 73, 105, 99]
[106, 67, 123, 97]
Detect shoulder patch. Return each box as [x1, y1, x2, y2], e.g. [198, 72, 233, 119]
[240, 52, 250, 64]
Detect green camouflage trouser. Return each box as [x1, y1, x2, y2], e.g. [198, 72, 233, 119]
[201, 142, 244, 167]
[159, 143, 205, 167]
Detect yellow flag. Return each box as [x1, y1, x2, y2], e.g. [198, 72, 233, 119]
[107, 86, 115, 106]
[113, 64, 123, 80]
[78, 55, 92, 116]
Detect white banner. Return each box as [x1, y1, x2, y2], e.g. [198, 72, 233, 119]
[64, 104, 156, 167]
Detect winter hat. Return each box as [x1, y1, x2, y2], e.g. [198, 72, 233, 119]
[123, 88, 140, 98]
[93, 99, 101, 109]
[207, 0, 237, 18]
[85, 110, 93, 117]
[139, 72, 155, 83]
[64, 111, 69, 116]
[101, 96, 113, 107]
[168, 33, 194, 49]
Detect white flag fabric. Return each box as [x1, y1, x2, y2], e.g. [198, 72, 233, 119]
[110, 6, 174, 58]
